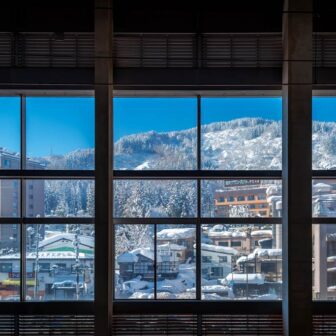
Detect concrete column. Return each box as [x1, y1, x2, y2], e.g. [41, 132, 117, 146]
[95, 0, 113, 335]
[282, 0, 313, 334]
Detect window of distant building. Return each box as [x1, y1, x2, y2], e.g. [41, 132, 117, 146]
[219, 256, 228, 263]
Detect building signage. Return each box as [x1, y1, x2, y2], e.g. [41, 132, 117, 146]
[9, 272, 34, 279]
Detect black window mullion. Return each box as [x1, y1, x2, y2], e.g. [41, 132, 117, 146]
[197, 95, 201, 171]
[20, 95, 26, 302]
[196, 179, 201, 300]
[154, 224, 157, 299]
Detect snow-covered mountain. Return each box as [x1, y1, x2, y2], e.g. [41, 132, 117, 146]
[114, 118, 282, 170]
[31, 118, 336, 218]
[34, 148, 94, 170]
[114, 118, 336, 170]
[33, 117, 336, 171]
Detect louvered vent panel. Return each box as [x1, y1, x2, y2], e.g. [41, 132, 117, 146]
[202, 315, 283, 335]
[19, 315, 94, 336]
[202, 34, 232, 67]
[0, 315, 15, 335]
[112, 315, 197, 335]
[0, 33, 13, 67]
[142, 35, 167, 67]
[314, 315, 336, 335]
[258, 35, 282, 67]
[167, 35, 194, 67]
[77, 33, 94, 67]
[51, 34, 77, 67]
[313, 36, 323, 68]
[4, 32, 336, 69]
[320, 35, 336, 68]
[114, 34, 195, 68]
[23, 34, 51, 67]
[23, 33, 93, 68]
[114, 35, 142, 67]
[112, 315, 282, 336]
[232, 36, 258, 67]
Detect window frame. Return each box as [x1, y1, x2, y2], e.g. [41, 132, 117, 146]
[112, 95, 282, 303]
[0, 95, 95, 308]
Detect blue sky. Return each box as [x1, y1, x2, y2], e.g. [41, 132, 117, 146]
[0, 97, 94, 157]
[313, 97, 336, 121]
[113, 98, 197, 141]
[0, 97, 21, 153]
[113, 97, 282, 141]
[26, 97, 94, 157]
[0, 96, 335, 156]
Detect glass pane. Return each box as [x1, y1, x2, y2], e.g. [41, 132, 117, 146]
[313, 224, 336, 300]
[0, 224, 20, 300]
[202, 224, 282, 300]
[25, 224, 94, 301]
[26, 97, 95, 170]
[201, 97, 282, 170]
[313, 97, 336, 170]
[114, 180, 197, 218]
[0, 180, 20, 217]
[113, 98, 197, 170]
[201, 180, 282, 218]
[0, 97, 20, 169]
[157, 224, 196, 299]
[115, 224, 154, 299]
[312, 180, 336, 217]
[25, 180, 94, 218]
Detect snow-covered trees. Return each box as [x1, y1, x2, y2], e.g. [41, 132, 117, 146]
[44, 180, 94, 217]
[115, 224, 153, 257]
[113, 180, 197, 218]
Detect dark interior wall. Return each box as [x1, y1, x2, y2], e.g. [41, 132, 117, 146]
[314, 0, 336, 32]
[0, 0, 284, 33]
[114, 0, 283, 32]
[0, 0, 94, 32]
[0, 0, 336, 35]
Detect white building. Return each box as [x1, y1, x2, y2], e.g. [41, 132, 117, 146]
[199, 243, 238, 280]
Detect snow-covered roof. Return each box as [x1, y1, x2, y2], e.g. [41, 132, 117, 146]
[266, 185, 282, 196]
[328, 286, 336, 292]
[117, 252, 138, 263]
[225, 273, 265, 285]
[313, 194, 336, 201]
[313, 183, 333, 193]
[157, 243, 186, 251]
[0, 251, 91, 260]
[157, 228, 195, 240]
[39, 233, 94, 249]
[117, 247, 156, 263]
[267, 195, 282, 203]
[327, 234, 336, 241]
[187, 285, 229, 293]
[250, 230, 272, 237]
[237, 248, 282, 264]
[208, 230, 247, 238]
[200, 243, 238, 256]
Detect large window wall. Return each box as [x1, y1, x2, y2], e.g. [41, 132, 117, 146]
[113, 96, 283, 301]
[313, 97, 336, 300]
[0, 96, 95, 301]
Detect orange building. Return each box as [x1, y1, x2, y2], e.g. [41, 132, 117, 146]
[214, 182, 271, 217]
